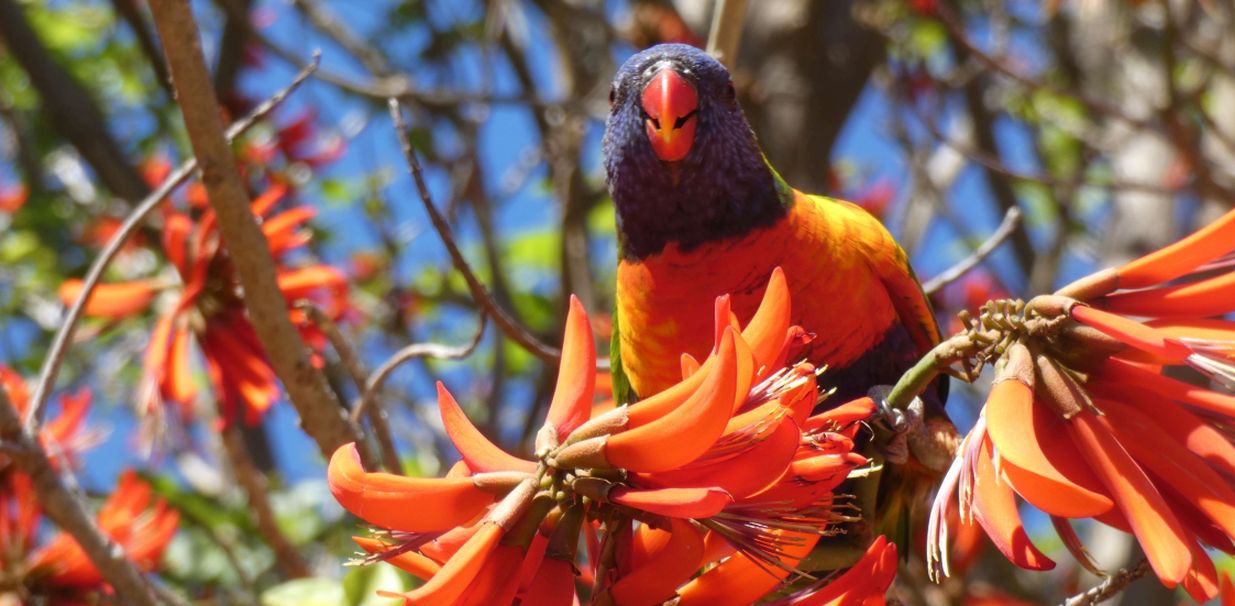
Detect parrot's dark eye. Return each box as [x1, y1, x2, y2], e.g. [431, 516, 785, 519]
[609, 86, 617, 109]
[724, 82, 736, 103]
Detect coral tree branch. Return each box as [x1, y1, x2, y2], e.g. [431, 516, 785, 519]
[148, 0, 370, 464]
[0, 389, 157, 606]
[387, 99, 561, 364]
[25, 53, 321, 432]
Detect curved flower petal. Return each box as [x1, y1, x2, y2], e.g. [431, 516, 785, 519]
[739, 267, 791, 374]
[609, 486, 731, 518]
[327, 443, 496, 533]
[608, 517, 704, 605]
[604, 328, 740, 472]
[263, 206, 317, 255]
[521, 557, 576, 606]
[764, 536, 898, 606]
[59, 279, 161, 319]
[1116, 205, 1235, 289]
[456, 543, 526, 606]
[1098, 358, 1235, 418]
[1065, 412, 1192, 586]
[437, 382, 535, 474]
[676, 528, 819, 606]
[545, 295, 595, 438]
[379, 522, 503, 605]
[1070, 306, 1192, 363]
[984, 382, 1113, 517]
[1097, 398, 1235, 540]
[1103, 273, 1235, 318]
[972, 439, 1054, 571]
[637, 415, 798, 500]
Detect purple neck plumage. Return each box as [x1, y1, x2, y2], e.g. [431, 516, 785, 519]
[603, 45, 788, 262]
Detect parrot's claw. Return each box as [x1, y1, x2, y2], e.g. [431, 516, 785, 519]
[867, 385, 925, 466]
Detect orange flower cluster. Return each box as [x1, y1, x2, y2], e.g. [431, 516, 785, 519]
[60, 184, 348, 425]
[328, 269, 897, 605]
[927, 206, 1235, 601]
[0, 368, 178, 604]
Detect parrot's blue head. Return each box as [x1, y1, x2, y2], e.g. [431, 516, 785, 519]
[603, 44, 784, 260]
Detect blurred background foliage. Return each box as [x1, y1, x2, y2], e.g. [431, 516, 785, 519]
[1, 0, 1234, 603]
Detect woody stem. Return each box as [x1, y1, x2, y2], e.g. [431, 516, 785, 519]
[885, 333, 974, 409]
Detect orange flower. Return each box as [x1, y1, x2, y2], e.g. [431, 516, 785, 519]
[60, 184, 348, 425]
[927, 205, 1235, 602]
[329, 268, 895, 605]
[0, 367, 97, 467]
[0, 182, 27, 213]
[25, 472, 179, 591]
[0, 369, 177, 603]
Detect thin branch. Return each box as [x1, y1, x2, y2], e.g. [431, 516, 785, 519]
[0, 390, 157, 606]
[387, 99, 561, 363]
[109, 0, 174, 99]
[220, 424, 310, 579]
[933, 3, 1154, 132]
[943, 16, 1035, 276]
[216, 0, 591, 117]
[923, 206, 1023, 295]
[24, 55, 321, 432]
[296, 302, 401, 474]
[212, 0, 254, 102]
[352, 312, 488, 426]
[1061, 559, 1150, 606]
[894, 69, 1182, 197]
[290, 0, 391, 76]
[148, 1, 371, 464]
[705, 0, 748, 68]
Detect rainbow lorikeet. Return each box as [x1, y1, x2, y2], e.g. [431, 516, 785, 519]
[602, 43, 952, 559]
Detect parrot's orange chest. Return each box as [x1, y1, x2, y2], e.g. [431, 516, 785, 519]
[616, 196, 900, 397]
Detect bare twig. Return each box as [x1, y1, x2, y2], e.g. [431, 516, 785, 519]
[894, 69, 1180, 197]
[923, 206, 1023, 295]
[352, 312, 488, 426]
[216, 0, 590, 118]
[705, 0, 749, 68]
[291, 0, 391, 76]
[109, 0, 174, 98]
[148, 1, 371, 464]
[1061, 559, 1150, 606]
[0, 390, 157, 606]
[24, 57, 321, 432]
[220, 424, 310, 579]
[933, 3, 1153, 131]
[387, 98, 561, 363]
[296, 302, 401, 474]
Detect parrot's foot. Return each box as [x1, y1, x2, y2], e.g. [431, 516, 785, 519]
[867, 385, 922, 466]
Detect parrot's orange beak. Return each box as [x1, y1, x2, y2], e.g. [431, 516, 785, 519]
[641, 68, 698, 162]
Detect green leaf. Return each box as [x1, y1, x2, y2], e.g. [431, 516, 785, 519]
[261, 578, 346, 606]
[507, 228, 560, 271]
[0, 231, 39, 264]
[343, 563, 408, 606]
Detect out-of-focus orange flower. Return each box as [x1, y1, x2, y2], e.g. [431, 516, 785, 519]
[0, 369, 177, 604]
[0, 367, 97, 466]
[0, 182, 27, 213]
[237, 109, 345, 168]
[927, 206, 1235, 602]
[59, 184, 348, 425]
[25, 472, 179, 591]
[328, 268, 896, 605]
